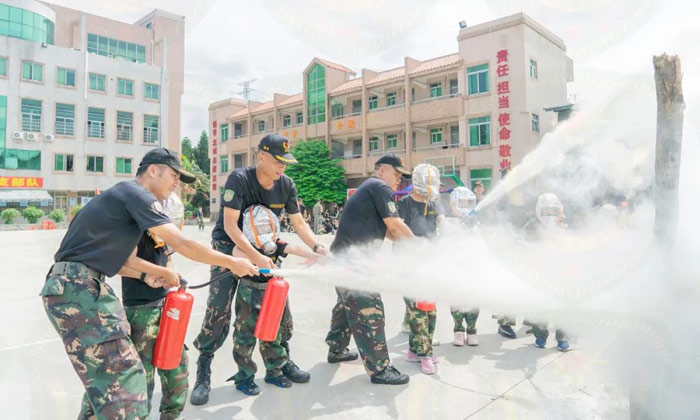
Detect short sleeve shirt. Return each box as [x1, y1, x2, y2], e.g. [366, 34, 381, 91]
[331, 177, 399, 253]
[121, 232, 169, 306]
[54, 179, 172, 277]
[212, 167, 300, 242]
[397, 195, 444, 238]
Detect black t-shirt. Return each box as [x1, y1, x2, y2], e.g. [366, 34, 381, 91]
[212, 167, 301, 242]
[397, 195, 444, 238]
[331, 177, 399, 253]
[239, 239, 289, 283]
[121, 232, 169, 306]
[54, 179, 172, 277]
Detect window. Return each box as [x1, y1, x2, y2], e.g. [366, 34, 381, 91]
[283, 115, 291, 127]
[87, 108, 105, 138]
[54, 154, 74, 172]
[144, 115, 159, 143]
[234, 123, 244, 137]
[21, 99, 41, 132]
[22, 61, 42, 82]
[306, 64, 326, 124]
[144, 83, 159, 100]
[529, 59, 538, 79]
[220, 123, 229, 141]
[468, 116, 491, 147]
[411, 87, 415, 103]
[220, 155, 229, 173]
[386, 92, 396, 107]
[369, 136, 379, 151]
[352, 139, 362, 156]
[55, 103, 74, 136]
[352, 99, 362, 114]
[430, 128, 443, 144]
[117, 111, 133, 141]
[470, 168, 492, 191]
[116, 157, 132, 174]
[257, 120, 265, 133]
[467, 64, 489, 95]
[450, 125, 459, 146]
[296, 112, 303, 125]
[117, 78, 134, 96]
[0, 5, 55, 44]
[430, 82, 442, 98]
[86, 156, 104, 173]
[87, 34, 146, 63]
[331, 102, 344, 119]
[57, 68, 75, 87]
[369, 96, 378, 110]
[449, 79, 458, 95]
[234, 153, 246, 169]
[0, 57, 6, 76]
[0, 149, 41, 170]
[387, 134, 398, 149]
[532, 113, 540, 132]
[89, 73, 106, 92]
[0, 96, 6, 150]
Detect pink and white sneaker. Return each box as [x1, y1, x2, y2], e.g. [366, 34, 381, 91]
[420, 357, 437, 375]
[407, 349, 438, 364]
[466, 334, 479, 346]
[453, 332, 466, 346]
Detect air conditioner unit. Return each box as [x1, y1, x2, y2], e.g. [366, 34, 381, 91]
[44, 133, 54, 142]
[26, 132, 38, 141]
[12, 131, 24, 140]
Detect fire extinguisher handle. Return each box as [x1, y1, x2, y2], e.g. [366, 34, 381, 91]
[259, 268, 271, 274]
[178, 277, 188, 289]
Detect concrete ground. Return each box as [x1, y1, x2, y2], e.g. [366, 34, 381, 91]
[0, 225, 629, 419]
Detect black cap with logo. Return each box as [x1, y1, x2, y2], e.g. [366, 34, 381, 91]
[139, 147, 196, 184]
[258, 134, 297, 164]
[376, 154, 411, 176]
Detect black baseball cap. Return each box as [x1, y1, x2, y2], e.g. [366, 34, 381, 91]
[258, 134, 297, 164]
[139, 148, 196, 184]
[376, 154, 411, 176]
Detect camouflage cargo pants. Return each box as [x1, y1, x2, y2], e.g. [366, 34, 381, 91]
[40, 263, 148, 420]
[450, 307, 480, 334]
[325, 287, 390, 376]
[495, 314, 517, 327]
[523, 319, 567, 341]
[231, 281, 291, 384]
[403, 298, 436, 357]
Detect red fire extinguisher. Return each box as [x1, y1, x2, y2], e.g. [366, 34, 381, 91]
[153, 282, 194, 370]
[254, 277, 289, 342]
[416, 301, 436, 311]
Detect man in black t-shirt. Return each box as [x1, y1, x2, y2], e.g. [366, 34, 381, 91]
[325, 154, 415, 385]
[190, 134, 330, 405]
[41, 148, 258, 419]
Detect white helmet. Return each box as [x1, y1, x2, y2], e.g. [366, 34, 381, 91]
[449, 187, 477, 218]
[412, 163, 441, 202]
[242, 205, 280, 255]
[535, 193, 564, 225]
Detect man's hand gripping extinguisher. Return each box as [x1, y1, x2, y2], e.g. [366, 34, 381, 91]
[254, 269, 289, 342]
[153, 278, 194, 370]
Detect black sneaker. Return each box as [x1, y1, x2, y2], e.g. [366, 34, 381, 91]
[235, 379, 261, 396]
[370, 366, 410, 385]
[281, 360, 310, 383]
[264, 374, 293, 388]
[328, 348, 359, 363]
[498, 325, 517, 339]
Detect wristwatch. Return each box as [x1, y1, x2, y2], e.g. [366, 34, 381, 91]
[313, 244, 325, 253]
[139, 272, 148, 282]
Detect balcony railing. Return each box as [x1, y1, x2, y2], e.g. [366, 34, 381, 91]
[233, 133, 247, 139]
[368, 103, 405, 113]
[369, 148, 406, 156]
[331, 111, 362, 120]
[411, 93, 460, 105]
[413, 143, 460, 151]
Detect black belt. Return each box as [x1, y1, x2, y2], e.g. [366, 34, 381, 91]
[238, 278, 269, 290]
[50, 261, 105, 281]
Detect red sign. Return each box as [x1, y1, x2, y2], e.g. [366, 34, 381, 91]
[347, 188, 357, 199]
[496, 49, 512, 175]
[0, 176, 43, 188]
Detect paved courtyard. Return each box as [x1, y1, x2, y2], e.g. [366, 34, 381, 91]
[0, 225, 628, 419]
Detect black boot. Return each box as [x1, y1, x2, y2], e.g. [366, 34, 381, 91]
[328, 348, 359, 363]
[281, 360, 310, 383]
[190, 354, 213, 406]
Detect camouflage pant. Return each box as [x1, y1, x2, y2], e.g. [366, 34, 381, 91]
[231, 281, 292, 384]
[40, 264, 148, 420]
[450, 307, 480, 334]
[325, 287, 390, 376]
[495, 314, 517, 327]
[523, 319, 567, 341]
[403, 298, 436, 357]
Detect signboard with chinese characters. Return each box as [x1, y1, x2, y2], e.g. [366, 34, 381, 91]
[496, 48, 512, 177]
[0, 177, 44, 188]
[211, 120, 218, 192]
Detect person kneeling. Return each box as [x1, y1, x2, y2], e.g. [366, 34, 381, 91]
[229, 205, 320, 395]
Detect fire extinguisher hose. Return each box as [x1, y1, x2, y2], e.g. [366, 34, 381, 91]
[184, 268, 273, 290]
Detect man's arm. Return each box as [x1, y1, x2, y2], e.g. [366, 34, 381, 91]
[383, 217, 415, 241]
[222, 207, 276, 270]
[289, 212, 331, 256]
[120, 247, 179, 288]
[149, 222, 259, 277]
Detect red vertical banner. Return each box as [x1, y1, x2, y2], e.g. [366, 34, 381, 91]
[496, 49, 511, 176]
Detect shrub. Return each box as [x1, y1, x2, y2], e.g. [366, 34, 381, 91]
[1, 208, 21, 224]
[70, 204, 83, 217]
[22, 206, 44, 224]
[48, 209, 66, 223]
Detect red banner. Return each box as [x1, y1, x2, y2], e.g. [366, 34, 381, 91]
[0, 177, 43, 188]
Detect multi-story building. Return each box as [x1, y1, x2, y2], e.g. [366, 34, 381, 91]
[208, 13, 573, 218]
[0, 0, 184, 214]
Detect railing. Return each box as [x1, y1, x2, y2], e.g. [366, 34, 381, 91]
[233, 133, 247, 139]
[55, 118, 74, 136]
[22, 114, 41, 132]
[411, 93, 460, 105]
[413, 143, 460, 151]
[87, 121, 105, 138]
[368, 103, 405, 113]
[117, 124, 132, 141]
[143, 127, 159, 144]
[331, 111, 362, 120]
[369, 148, 406, 156]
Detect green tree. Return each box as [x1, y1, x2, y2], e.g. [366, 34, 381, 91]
[22, 206, 44, 223]
[70, 204, 83, 217]
[1, 208, 20, 224]
[48, 209, 66, 223]
[194, 130, 210, 175]
[181, 136, 194, 161]
[182, 154, 210, 215]
[285, 140, 348, 206]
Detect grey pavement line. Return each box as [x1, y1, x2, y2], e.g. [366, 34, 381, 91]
[463, 351, 569, 419]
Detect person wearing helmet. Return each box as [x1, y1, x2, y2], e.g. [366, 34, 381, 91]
[397, 163, 444, 375]
[445, 186, 481, 347]
[229, 205, 322, 395]
[521, 193, 570, 351]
